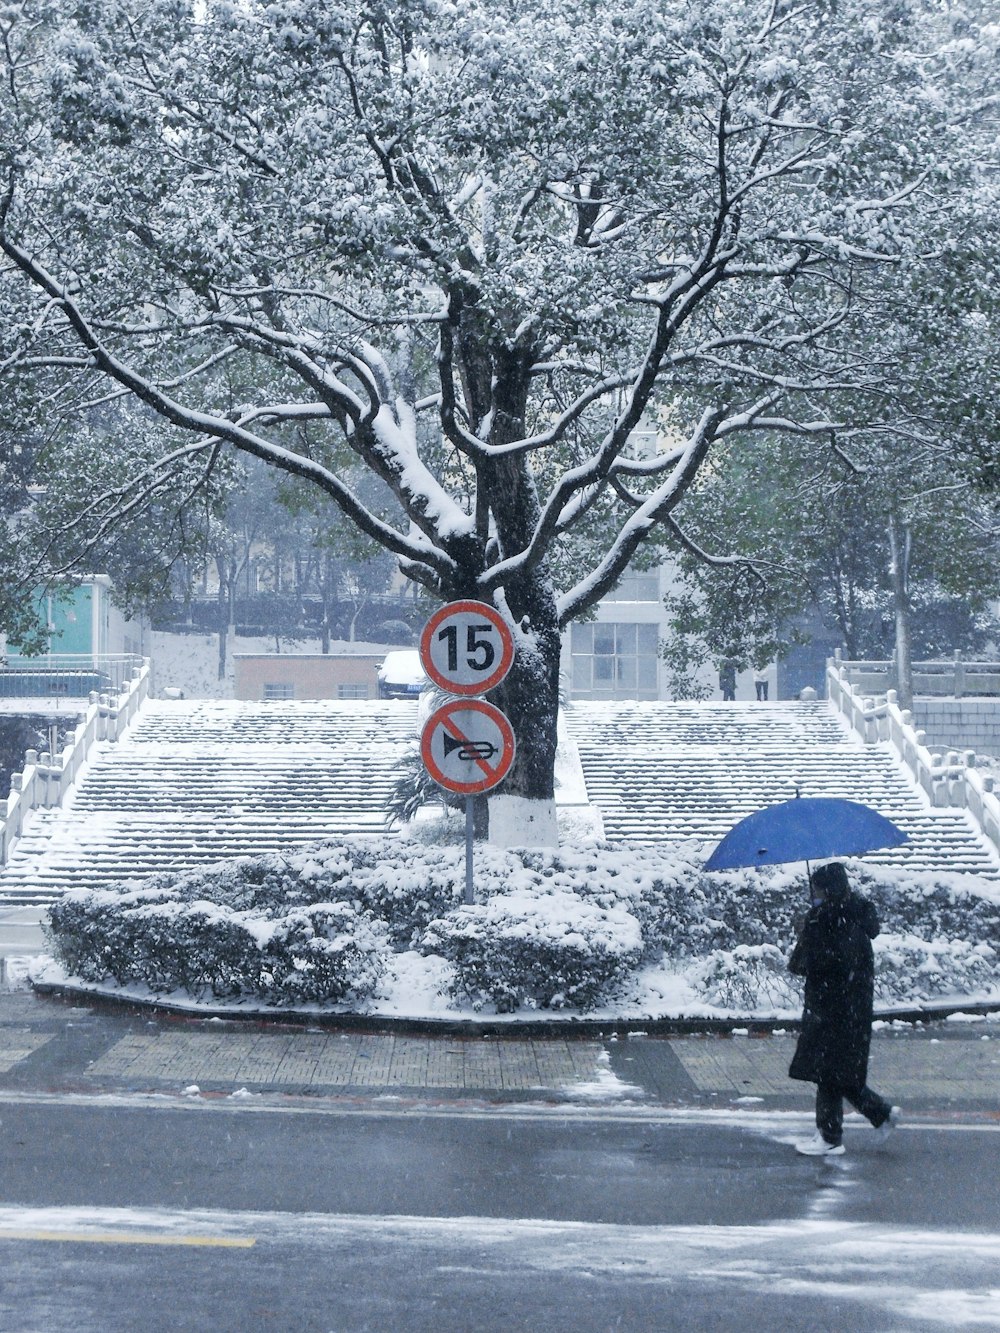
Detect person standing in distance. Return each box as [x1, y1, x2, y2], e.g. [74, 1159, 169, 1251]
[718, 656, 737, 702]
[788, 861, 901, 1155]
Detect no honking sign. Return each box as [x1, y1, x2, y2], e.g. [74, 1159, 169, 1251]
[420, 698, 515, 796]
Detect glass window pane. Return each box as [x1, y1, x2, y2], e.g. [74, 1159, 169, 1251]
[637, 623, 659, 654]
[616, 623, 637, 652]
[572, 656, 591, 689]
[594, 656, 613, 682]
[638, 657, 658, 689]
[616, 657, 636, 688]
[594, 625, 615, 655]
[571, 622, 592, 653]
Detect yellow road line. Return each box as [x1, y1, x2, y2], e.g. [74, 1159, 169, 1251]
[0, 1229, 254, 1247]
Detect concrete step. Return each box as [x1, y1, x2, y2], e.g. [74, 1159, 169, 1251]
[2, 698, 997, 909]
[564, 701, 1000, 879]
[0, 699, 420, 905]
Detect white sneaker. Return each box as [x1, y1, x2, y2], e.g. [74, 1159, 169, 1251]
[795, 1133, 845, 1157]
[874, 1106, 901, 1142]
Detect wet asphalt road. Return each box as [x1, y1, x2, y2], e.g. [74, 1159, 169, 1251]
[0, 985, 997, 1330]
[0, 1096, 997, 1331]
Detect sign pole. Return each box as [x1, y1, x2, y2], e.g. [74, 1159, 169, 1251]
[418, 601, 517, 914]
[465, 796, 474, 905]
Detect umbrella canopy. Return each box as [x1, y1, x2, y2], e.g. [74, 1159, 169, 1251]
[704, 797, 908, 871]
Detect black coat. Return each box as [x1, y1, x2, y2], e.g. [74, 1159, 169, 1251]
[788, 888, 879, 1089]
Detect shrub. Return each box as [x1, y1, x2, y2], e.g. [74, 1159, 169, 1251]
[874, 934, 1000, 1005]
[422, 889, 643, 1012]
[346, 847, 468, 947]
[686, 944, 802, 1012]
[42, 835, 1000, 1014]
[47, 891, 145, 985]
[263, 905, 389, 1004]
[46, 887, 389, 1004]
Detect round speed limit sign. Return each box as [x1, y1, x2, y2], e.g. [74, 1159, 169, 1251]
[419, 600, 515, 695]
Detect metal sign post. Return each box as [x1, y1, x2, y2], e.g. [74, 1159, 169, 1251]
[418, 603, 516, 906]
[465, 796, 475, 903]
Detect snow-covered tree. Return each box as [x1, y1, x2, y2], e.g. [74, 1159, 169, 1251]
[0, 0, 994, 842]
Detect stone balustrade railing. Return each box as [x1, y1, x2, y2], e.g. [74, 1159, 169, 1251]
[0, 660, 150, 866]
[832, 651, 1000, 699]
[827, 661, 1000, 861]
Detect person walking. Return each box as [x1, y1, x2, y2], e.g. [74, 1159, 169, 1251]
[787, 861, 900, 1156]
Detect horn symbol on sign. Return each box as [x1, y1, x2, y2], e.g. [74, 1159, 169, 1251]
[442, 734, 498, 762]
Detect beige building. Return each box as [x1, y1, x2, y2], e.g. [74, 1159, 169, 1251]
[233, 653, 384, 701]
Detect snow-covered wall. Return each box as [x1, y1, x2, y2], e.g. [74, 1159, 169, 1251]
[913, 700, 1000, 759]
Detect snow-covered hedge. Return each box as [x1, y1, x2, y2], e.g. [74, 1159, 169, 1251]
[48, 885, 389, 1004]
[687, 944, 801, 1012]
[874, 935, 999, 1005]
[42, 838, 1000, 1015]
[422, 889, 643, 1011]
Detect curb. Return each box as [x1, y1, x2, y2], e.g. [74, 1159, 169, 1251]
[29, 979, 1000, 1038]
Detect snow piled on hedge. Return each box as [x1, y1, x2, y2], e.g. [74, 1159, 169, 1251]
[37, 838, 1000, 1020]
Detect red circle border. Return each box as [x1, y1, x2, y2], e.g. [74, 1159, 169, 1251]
[419, 600, 515, 696]
[420, 699, 516, 795]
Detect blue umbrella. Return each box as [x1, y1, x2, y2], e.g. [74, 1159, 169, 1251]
[704, 796, 908, 871]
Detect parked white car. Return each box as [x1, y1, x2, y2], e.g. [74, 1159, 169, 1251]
[376, 650, 428, 699]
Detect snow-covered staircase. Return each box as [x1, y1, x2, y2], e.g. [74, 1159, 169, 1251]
[0, 700, 419, 905]
[1, 696, 997, 908]
[564, 700, 1000, 879]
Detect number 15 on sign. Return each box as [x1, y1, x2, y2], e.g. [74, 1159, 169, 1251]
[419, 600, 515, 695]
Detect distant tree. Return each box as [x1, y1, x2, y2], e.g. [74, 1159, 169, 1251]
[277, 470, 397, 649]
[0, 421, 47, 652]
[662, 430, 1000, 704]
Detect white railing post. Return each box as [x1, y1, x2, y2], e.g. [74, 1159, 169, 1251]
[828, 655, 1000, 861]
[0, 657, 151, 866]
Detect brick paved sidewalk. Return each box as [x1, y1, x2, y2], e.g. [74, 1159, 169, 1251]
[0, 989, 997, 1113]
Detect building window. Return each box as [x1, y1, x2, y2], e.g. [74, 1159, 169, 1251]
[604, 569, 660, 602]
[338, 684, 369, 700]
[263, 682, 294, 700]
[570, 621, 660, 699]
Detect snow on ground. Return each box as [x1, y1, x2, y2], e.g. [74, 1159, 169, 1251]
[561, 1049, 645, 1100]
[14, 631, 996, 1027]
[28, 835, 1000, 1024]
[30, 952, 1000, 1028]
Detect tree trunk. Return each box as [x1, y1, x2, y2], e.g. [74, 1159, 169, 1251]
[215, 557, 228, 681]
[438, 342, 562, 847]
[888, 516, 913, 710]
[321, 551, 333, 653]
[480, 432, 562, 847]
[488, 610, 561, 847]
[215, 554, 238, 683]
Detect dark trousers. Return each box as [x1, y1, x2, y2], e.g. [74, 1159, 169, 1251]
[816, 1081, 892, 1144]
[755, 680, 768, 700]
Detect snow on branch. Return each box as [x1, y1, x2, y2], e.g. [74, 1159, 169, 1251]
[555, 407, 726, 624]
[0, 231, 458, 579]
